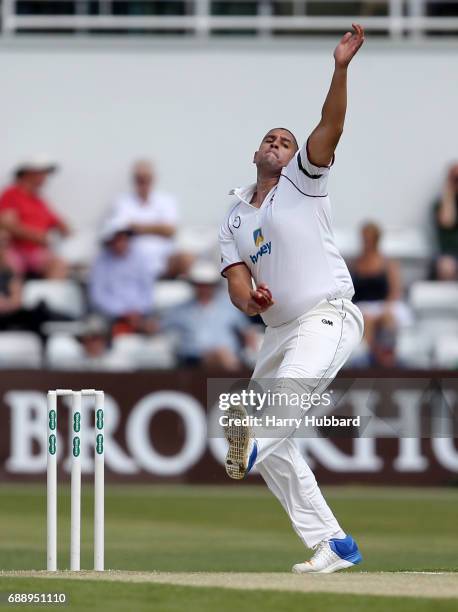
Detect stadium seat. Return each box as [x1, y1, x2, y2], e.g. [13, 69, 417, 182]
[175, 226, 218, 256]
[111, 334, 176, 369]
[136, 335, 177, 369]
[0, 332, 42, 368]
[417, 317, 458, 342]
[334, 227, 430, 260]
[154, 280, 193, 312]
[395, 327, 433, 369]
[381, 228, 430, 259]
[46, 333, 134, 371]
[22, 280, 86, 319]
[408, 282, 458, 345]
[110, 334, 143, 364]
[409, 281, 458, 313]
[45, 334, 84, 369]
[433, 337, 458, 369]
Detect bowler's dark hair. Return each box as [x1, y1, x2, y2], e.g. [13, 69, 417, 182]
[264, 127, 299, 151]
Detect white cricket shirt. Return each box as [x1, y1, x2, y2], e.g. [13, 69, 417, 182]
[109, 190, 179, 276]
[219, 142, 354, 327]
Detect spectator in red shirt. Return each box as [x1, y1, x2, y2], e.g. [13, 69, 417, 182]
[0, 157, 70, 278]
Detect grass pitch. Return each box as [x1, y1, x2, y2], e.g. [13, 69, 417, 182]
[0, 484, 457, 611]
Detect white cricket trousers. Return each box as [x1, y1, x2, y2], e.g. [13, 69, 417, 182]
[252, 297, 364, 549]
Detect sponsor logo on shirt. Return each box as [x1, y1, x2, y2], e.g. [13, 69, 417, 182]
[253, 228, 264, 247]
[250, 228, 272, 264]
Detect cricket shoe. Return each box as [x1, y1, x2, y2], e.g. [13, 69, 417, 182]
[223, 404, 257, 480]
[292, 535, 362, 574]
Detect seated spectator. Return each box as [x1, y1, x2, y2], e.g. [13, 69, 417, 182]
[0, 229, 72, 338]
[432, 162, 458, 280]
[47, 316, 129, 371]
[350, 222, 411, 367]
[162, 261, 257, 371]
[89, 219, 158, 336]
[0, 156, 70, 279]
[75, 316, 129, 370]
[76, 315, 111, 361]
[0, 230, 24, 329]
[107, 159, 193, 278]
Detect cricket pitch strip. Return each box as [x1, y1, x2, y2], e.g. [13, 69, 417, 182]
[1, 571, 457, 599]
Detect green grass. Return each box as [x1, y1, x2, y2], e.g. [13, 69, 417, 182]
[0, 484, 457, 610]
[0, 579, 457, 612]
[0, 484, 456, 573]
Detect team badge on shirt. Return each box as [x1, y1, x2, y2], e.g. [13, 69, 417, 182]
[253, 228, 264, 247]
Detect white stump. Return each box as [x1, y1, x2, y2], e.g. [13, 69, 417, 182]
[70, 391, 82, 571]
[94, 391, 104, 571]
[47, 391, 57, 571]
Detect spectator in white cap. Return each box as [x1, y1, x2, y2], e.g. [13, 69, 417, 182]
[106, 159, 193, 278]
[161, 260, 257, 371]
[0, 156, 70, 278]
[89, 218, 159, 336]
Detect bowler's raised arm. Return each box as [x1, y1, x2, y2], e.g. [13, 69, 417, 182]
[307, 23, 365, 168]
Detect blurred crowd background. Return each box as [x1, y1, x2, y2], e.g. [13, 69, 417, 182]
[0, 151, 457, 372]
[0, 0, 456, 373]
[0, 1, 456, 499]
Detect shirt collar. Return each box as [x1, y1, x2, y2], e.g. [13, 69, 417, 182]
[229, 183, 256, 207]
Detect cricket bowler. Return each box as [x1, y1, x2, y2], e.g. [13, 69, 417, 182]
[219, 24, 365, 574]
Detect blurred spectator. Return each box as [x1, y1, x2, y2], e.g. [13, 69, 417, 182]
[0, 229, 24, 329]
[432, 162, 458, 280]
[0, 229, 72, 337]
[46, 316, 129, 371]
[162, 261, 257, 371]
[108, 160, 193, 278]
[350, 222, 411, 368]
[76, 315, 111, 361]
[0, 157, 70, 279]
[89, 218, 158, 336]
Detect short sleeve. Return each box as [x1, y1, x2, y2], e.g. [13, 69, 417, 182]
[283, 139, 333, 197]
[218, 217, 244, 278]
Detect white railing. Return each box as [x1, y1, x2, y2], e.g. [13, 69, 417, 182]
[1, 0, 458, 37]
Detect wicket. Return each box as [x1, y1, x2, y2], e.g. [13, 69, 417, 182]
[47, 389, 105, 572]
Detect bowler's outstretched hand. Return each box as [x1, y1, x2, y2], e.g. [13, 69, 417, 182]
[333, 23, 365, 69]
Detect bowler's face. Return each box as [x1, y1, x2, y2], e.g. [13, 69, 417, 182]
[254, 129, 298, 173]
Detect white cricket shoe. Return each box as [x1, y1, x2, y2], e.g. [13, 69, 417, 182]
[292, 535, 362, 574]
[223, 404, 257, 480]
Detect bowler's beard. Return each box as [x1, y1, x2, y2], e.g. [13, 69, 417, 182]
[256, 155, 283, 179]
